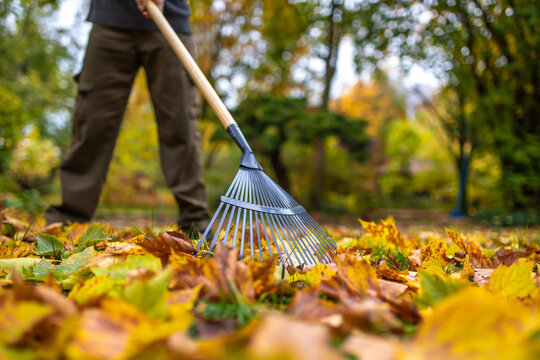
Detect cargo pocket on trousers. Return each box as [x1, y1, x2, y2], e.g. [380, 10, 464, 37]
[72, 80, 95, 142]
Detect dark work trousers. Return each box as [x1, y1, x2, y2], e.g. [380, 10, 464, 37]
[45, 24, 210, 229]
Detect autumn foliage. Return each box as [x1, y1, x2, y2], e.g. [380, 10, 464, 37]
[1, 209, 539, 359]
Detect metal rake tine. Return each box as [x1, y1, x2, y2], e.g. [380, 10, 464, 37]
[256, 172, 305, 265]
[301, 214, 336, 259]
[207, 204, 230, 252]
[196, 202, 222, 251]
[232, 171, 249, 248]
[268, 212, 302, 266]
[281, 214, 319, 265]
[264, 212, 289, 266]
[298, 212, 332, 250]
[251, 170, 273, 258]
[275, 213, 311, 265]
[290, 214, 332, 263]
[303, 214, 337, 251]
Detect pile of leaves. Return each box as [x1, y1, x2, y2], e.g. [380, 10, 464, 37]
[1, 209, 539, 360]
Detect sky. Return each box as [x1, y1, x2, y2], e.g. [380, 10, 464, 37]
[53, 0, 440, 108]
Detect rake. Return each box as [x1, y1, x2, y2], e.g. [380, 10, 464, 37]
[147, 2, 336, 266]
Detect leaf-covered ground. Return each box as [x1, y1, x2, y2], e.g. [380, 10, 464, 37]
[1, 209, 539, 360]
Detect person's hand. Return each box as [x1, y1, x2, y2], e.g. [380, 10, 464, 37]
[135, 0, 164, 18]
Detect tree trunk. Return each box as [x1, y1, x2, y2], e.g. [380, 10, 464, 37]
[310, 0, 341, 209]
[270, 150, 290, 193]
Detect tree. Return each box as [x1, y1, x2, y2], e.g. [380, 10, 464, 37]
[234, 92, 369, 196]
[0, 0, 73, 175]
[332, 74, 407, 198]
[354, 0, 540, 211]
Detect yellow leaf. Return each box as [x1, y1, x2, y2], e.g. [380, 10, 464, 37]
[408, 287, 540, 360]
[289, 263, 336, 286]
[460, 255, 475, 279]
[421, 236, 448, 263]
[487, 260, 538, 300]
[446, 228, 493, 268]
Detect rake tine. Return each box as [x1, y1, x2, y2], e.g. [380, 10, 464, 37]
[269, 213, 302, 266]
[232, 171, 249, 248]
[303, 214, 337, 251]
[301, 215, 335, 260]
[281, 214, 318, 264]
[290, 214, 331, 263]
[251, 171, 273, 257]
[207, 204, 230, 252]
[239, 208, 247, 259]
[275, 214, 311, 265]
[222, 206, 236, 247]
[196, 202, 223, 251]
[264, 212, 289, 266]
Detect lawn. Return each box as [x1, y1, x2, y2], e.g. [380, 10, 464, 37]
[1, 207, 539, 360]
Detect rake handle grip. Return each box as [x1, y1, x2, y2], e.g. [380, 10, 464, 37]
[146, 1, 236, 129]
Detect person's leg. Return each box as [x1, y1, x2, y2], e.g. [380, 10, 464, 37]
[45, 25, 139, 224]
[138, 31, 210, 231]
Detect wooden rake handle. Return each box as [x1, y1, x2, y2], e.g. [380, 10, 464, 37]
[146, 1, 236, 129]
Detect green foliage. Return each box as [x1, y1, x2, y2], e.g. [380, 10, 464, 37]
[77, 223, 108, 252]
[35, 234, 64, 258]
[233, 92, 370, 197]
[415, 271, 468, 309]
[91, 254, 162, 280]
[0, 258, 41, 275]
[9, 126, 60, 189]
[121, 268, 172, 319]
[199, 301, 258, 327]
[53, 248, 95, 280]
[355, 0, 540, 211]
[3, 189, 49, 214]
[0, 0, 73, 175]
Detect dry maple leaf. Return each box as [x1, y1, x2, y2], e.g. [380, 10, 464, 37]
[140, 231, 196, 266]
[445, 228, 493, 269]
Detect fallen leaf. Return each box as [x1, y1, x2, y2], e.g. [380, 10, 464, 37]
[493, 247, 532, 267]
[487, 260, 538, 300]
[446, 228, 492, 269]
[408, 287, 540, 360]
[248, 315, 341, 360]
[140, 231, 195, 266]
[342, 331, 399, 360]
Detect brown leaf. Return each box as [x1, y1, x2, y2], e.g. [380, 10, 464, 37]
[141, 231, 196, 266]
[408, 248, 421, 270]
[43, 222, 64, 237]
[493, 247, 532, 267]
[12, 271, 77, 317]
[341, 331, 400, 360]
[473, 269, 495, 285]
[343, 298, 403, 333]
[167, 331, 202, 359]
[445, 228, 493, 269]
[170, 244, 255, 302]
[213, 244, 254, 301]
[248, 315, 341, 360]
[319, 255, 379, 306]
[377, 262, 409, 284]
[378, 279, 408, 300]
[248, 256, 278, 297]
[287, 287, 341, 325]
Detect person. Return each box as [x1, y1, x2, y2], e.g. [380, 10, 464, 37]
[45, 0, 210, 237]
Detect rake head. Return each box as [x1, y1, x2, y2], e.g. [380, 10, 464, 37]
[196, 125, 336, 267]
